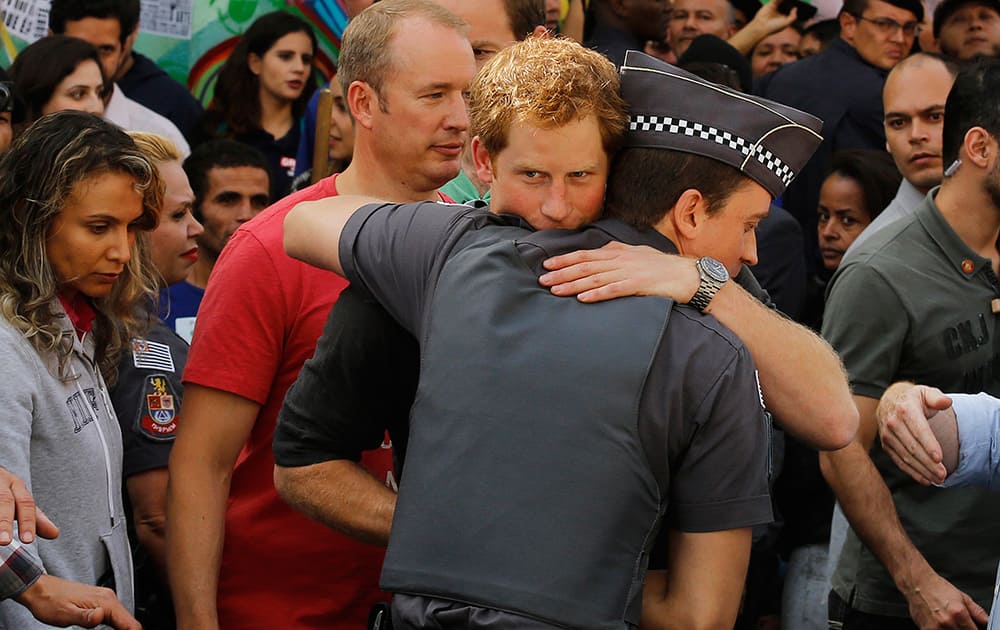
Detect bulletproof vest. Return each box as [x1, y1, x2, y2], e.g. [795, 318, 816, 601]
[380, 232, 672, 629]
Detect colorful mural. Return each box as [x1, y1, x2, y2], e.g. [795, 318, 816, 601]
[0, 0, 578, 107]
[0, 0, 355, 106]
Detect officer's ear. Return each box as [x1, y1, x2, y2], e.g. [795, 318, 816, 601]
[671, 188, 708, 240]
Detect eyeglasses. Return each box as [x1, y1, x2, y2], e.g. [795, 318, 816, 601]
[851, 13, 921, 36]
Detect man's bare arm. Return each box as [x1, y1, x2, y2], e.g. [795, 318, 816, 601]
[727, 0, 799, 54]
[641, 528, 751, 630]
[539, 242, 857, 449]
[283, 194, 385, 275]
[167, 384, 260, 630]
[274, 460, 395, 546]
[705, 280, 856, 449]
[820, 395, 987, 629]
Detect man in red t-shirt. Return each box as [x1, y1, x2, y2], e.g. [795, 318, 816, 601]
[164, 2, 475, 628]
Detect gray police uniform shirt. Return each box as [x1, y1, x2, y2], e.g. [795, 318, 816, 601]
[340, 201, 773, 630]
[823, 190, 1000, 615]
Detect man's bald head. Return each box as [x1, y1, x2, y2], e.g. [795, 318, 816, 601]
[883, 52, 959, 192]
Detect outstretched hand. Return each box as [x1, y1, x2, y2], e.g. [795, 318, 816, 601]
[539, 242, 700, 304]
[877, 383, 952, 485]
[0, 467, 58, 545]
[15, 574, 141, 630]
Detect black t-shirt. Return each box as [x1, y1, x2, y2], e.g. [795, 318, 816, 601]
[274, 285, 415, 474]
[236, 125, 301, 202]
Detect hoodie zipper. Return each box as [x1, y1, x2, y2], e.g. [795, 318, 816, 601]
[74, 332, 116, 528]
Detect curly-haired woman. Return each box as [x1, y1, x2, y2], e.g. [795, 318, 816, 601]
[0, 110, 161, 628]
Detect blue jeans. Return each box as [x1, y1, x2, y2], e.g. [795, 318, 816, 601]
[783, 543, 828, 630]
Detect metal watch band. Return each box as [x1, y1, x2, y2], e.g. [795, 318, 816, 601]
[688, 258, 727, 312]
[688, 279, 722, 311]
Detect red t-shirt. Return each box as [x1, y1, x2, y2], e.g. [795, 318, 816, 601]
[183, 175, 392, 628]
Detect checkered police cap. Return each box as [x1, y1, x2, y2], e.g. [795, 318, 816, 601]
[620, 51, 823, 199]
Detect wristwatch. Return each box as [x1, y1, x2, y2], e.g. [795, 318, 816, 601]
[688, 256, 729, 312]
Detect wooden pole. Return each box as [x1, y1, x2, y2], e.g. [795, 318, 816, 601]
[311, 87, 334, 184]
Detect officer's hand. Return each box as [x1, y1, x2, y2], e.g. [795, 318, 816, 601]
[0, 467, 59, 545]
[877, 383, 951, 485]
[539, 242, 700, 303]
[14, 574, 141, 630]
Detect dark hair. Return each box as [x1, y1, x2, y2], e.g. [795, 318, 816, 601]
[503, 0, 546, 40]
[605, 148, 750, 229]
[205, 11, 318, 136]
[802, 19, 840, 50]
[681, 62, 744, 91]
[0, 111, 160, 381]
[943, 58, 1000, 166]
[842, 0, 923, 21]
[183, 139, 270, 218]
[49, 0, 141, 44]
[678, 34, 753, 93]
[8, 36, 107, 124]
[825, 150, 901, 221]
[934, 0, 1000, 37]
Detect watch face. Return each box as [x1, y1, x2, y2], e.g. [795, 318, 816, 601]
[700, 257, 729, 282]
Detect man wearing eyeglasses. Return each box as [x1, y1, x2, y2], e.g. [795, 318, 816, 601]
[758, 0, 922, 274]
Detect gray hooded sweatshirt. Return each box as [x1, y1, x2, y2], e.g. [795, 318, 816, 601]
[0, 301, 133, 628]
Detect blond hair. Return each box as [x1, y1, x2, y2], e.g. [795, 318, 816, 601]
[469, 36, 627, 159]
[128, 131, 182, 163]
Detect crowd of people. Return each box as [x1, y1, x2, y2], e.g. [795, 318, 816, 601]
[0, 0, 998, 629]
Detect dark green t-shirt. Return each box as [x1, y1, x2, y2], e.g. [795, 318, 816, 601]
[822, 190, 1000, 616]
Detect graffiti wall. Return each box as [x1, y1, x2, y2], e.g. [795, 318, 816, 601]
[0, 0, 353, 106]
[0, 0, 578, 106]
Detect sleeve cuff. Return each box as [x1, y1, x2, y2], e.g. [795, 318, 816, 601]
[0, 539, 44, 601]
[667, 493, 774, 533]
[941, 393, 1000, 490]
[337, 202, 389, 290]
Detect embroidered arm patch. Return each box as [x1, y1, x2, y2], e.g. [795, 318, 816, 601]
[137, 374, 179, 441]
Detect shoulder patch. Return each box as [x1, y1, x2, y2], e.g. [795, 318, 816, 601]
[137, 374, 179, 441]
[132, 338, 175, 372]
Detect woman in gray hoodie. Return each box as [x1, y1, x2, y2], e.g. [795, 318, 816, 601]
[0, 110, 162, 628]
